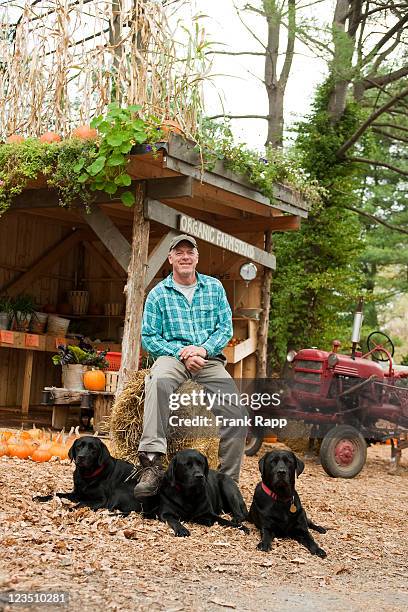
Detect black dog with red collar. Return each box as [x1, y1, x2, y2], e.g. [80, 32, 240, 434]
[159, 449, 248, 537]
[248, 450, 327, 557]
[33, 436, 158, 515]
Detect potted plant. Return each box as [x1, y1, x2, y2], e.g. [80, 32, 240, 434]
[12, 294, 36, 332]
[52, 339, 109, 390]
[0, 295, 13, 330]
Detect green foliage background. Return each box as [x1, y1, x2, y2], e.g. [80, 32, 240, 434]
[269, 83, 366, 367]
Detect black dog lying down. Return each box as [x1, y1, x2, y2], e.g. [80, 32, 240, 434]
[33, 436, 157, 515]
[249, 450, 327, 557]
[159, 449, 248, 537]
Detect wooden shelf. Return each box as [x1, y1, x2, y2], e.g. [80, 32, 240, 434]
[223, 319, 258, 364]
[52, 313, 124, 319]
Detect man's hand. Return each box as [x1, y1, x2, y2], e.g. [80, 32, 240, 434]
[184, 355, 206, 372]
[179, 345, 207, 360]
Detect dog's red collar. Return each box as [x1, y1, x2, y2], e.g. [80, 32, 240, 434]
[261, 482, 292, 503]
[82, 463, 107, 479]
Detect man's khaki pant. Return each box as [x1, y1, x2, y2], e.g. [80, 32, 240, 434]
[138, 356, 247, 482]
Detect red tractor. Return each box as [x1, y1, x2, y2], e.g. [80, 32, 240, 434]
[245, 303, 408, 478]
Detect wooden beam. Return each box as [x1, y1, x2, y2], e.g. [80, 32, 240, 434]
[145, 199, 276, 270]
[83, 241, 125, 280]
[147, 176, 192, 199]
[212, 216, 301, 233]
[145, 231, 179, 287]
[81, 207, 131, 272]
[3, 229, 86, 296]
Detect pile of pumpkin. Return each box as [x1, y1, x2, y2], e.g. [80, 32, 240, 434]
[0, 426, 79, 462]
[6, 125, 97, 144]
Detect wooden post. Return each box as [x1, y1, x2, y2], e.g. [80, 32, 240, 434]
[116, 184, 149, 397]
[21, 350, 34, 414]
[256, 231, 274, 377]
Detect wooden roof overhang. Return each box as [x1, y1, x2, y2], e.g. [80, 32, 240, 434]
[6, 134, 310, 279]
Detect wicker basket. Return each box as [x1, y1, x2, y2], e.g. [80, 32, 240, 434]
[69, 291, 89, 315]
[104, 302, 123, 316]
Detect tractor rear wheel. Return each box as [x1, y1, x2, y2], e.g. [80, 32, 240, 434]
[244, 428, 264, 456]
[320, 425, 367, 478]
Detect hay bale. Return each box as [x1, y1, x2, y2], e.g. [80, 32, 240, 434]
[108, 370, 219, 468]
[277, 420, 313, 454]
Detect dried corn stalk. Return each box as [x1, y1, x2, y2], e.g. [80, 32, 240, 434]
[0, 0, 210, 139]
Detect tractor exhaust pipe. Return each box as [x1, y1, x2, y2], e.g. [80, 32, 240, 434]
[351, 297, 364, 359]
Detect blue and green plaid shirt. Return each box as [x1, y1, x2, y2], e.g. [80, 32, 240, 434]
[141, 272, 233, 359]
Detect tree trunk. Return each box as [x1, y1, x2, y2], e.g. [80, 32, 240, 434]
[266, 85, 284, 148]
[263, 1, 280, 147]
[327, 0, 353, 123]
[116, 183, 149, 397]
[256, 231, 273, 377]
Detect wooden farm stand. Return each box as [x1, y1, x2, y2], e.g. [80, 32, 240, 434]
[0, 134, 309, 427]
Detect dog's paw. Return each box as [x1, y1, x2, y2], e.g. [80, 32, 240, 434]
[32, 494, 53, 503]
[314, 547, 327, 558]
[257, 541, 271, 552]
[175, 526, 190, 537]
[315, 526, 327, 534]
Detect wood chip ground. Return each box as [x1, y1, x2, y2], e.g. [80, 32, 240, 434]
[1, 441, 407, 611]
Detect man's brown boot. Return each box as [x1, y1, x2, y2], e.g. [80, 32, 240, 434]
[133, 452, 165, 499]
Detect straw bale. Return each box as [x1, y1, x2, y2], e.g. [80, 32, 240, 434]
[108, 370, 219, 468]
[277, 420, 313, 453]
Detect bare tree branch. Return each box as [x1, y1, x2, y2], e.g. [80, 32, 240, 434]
[206, 114, 270, 120]
[359, 65, 408, 92]
[373, 122, 408, 134]
[363, 13, 408, 66]
[337, 86, 408, 157]
[243, 3, 266, 17]
[279, 0, 296, 86]
[369, 30, 402, 75]
[233, 0, 267, 50]
[207, 50, 266, 56]
[343, 205, 408, 235]
[347, 156, 408, 176]
[373, 128, 408, 144]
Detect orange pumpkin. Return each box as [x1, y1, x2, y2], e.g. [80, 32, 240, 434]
[27, 425, 43, 441]
[0, 439, 8, 457]
[1, 431, 13, 441]
[71, 125, 98, 140]
[160, 120, 183, 136]
[39, 132, 62, 143]
[20, 430, 32, 441]
[7, 437, 31, 460]
[83, 369, 106, 391]
[31, 444, 52, 463]
[6, 134, 25, 144]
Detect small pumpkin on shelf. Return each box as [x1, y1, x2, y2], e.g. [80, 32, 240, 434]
[6, 134, 25, 144]
[83, 368, 106, 392]
[71, 125, 98, 140]
[39, 132, 61, 144]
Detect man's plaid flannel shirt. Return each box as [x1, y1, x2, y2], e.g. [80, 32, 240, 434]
[141, 272, 233, 359]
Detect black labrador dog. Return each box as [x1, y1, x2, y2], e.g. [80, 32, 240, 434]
[249, 450, 327, 557]
[159, 449, 248, 537]
[33, 436, 157, 515]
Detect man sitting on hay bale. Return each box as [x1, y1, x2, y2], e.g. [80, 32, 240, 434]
[133, 234, 247, 499]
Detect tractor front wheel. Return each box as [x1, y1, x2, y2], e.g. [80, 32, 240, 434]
[320, 425, 367, 478]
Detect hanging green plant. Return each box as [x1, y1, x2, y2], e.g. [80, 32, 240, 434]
[76, 103, 163, 206]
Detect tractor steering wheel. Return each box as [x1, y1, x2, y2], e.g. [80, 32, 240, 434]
[366, 331, 395, 362]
